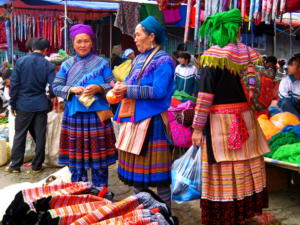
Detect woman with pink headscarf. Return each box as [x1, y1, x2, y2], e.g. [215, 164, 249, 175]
[52, 24, 117, 187]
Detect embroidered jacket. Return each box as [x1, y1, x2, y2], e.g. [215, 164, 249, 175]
[114, 48, 175, 123]
[53, 54, 115, 116]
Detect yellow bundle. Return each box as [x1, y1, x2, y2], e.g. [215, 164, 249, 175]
[257, 114, 281, 139]
[270, 112, 300, 130]
[113, 59, 132, 82]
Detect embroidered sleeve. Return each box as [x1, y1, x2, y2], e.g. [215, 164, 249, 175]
[192, 92, 214, 130]
[99, 64, 115, 93]
[52, 64, 72, 100]
[126, 61, 174, 99]
[126, 85, 154, 99]
[192, 66, 217, 130]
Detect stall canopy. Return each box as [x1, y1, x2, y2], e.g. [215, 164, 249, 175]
[20, 0, 119, 10]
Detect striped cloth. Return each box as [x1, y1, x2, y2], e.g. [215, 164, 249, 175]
[118, 115, 172, 188]
[209, 103, 270, 162]
[200, 42, 261, 75]
[71, 196, 141, 225]
[49, 195, 109, 209]
[201, 144, 268, 225]
[4, 186, 173, 225]
[49, 200, 112, 225]
[59, 112, 117, 186]
[71, 192, 170, 225]
[23, 182, 92, 210]
[192, 92, 214, 130]
[92, 209, 159, 225]
[116, 118, 152, 155]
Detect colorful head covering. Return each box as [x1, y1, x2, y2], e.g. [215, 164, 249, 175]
[122, 48, 134, 59]
[199, 8, 241, 48]
[139, 16, 167, 44]
[70, 24, 95, 40]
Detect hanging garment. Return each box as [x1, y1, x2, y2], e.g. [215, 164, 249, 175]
[162, 8, 181, 24]
[261, 0, 267, 22]
[114, 2, 140, 38]
[0, 21, 7, 49]
[265, 0, 273, 23]
[249, 0, 256, 23]
[280, 0, 286, 14]
[272, 0, 278, 20]
[254, 0, 261, 20]
[173, 5, 187, 27]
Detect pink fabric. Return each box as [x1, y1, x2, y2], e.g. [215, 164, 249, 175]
[162, 8, 181, 24]
[168, 111, 192, 148]
[169, 100, 195, 112]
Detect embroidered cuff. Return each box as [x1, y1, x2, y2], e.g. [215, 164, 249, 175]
[192, 92, 214, 130]
[126, 85, 154, 99]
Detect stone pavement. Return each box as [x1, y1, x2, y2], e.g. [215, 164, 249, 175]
[0, 164, 300, 225]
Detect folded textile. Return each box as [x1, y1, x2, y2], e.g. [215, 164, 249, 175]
[272, 143, 300, 164]
[3, 184, 177, 225]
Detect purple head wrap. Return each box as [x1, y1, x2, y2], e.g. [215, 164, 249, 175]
[70, 24, 95, 40]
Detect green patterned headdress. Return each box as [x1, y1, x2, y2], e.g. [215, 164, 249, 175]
[199, 8, 241, 48]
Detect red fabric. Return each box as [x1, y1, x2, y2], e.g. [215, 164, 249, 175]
[227, 113, 249, 150]
[285, 0, 300, 13]
[171, 97, 182, 107]
[0, 21, 7, 49]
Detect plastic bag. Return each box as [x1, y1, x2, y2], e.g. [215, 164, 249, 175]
[171, 145, 202, 202]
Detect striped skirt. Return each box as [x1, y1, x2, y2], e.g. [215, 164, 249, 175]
[201, 145, 268, 225]
[118, 115, 172, 188]
[58, 112, 117, 172]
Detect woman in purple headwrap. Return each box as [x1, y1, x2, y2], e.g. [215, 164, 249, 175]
[52, 24, 117, 187]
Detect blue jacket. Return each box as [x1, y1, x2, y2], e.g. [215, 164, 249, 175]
[114, 49, 174, 123]
[53, 54, 114, 116]
[10, 52, 55, 112]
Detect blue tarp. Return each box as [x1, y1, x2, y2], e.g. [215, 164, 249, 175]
[21, 0, 119, 10]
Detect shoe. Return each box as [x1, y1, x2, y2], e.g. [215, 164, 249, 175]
[4, 166, 21, 173]
[26, 167, 44, 174]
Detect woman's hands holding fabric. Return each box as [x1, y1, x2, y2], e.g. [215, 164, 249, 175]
[113, 82, 128, 98]
[83, 85, 102, 96]
[70, 86, 85, 95]
[192, 129, 204, 147]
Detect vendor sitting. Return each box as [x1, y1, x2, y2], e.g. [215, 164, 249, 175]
[278, 55, 300, 119]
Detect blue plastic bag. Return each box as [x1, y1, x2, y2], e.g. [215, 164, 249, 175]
[171, 145, 202, 203]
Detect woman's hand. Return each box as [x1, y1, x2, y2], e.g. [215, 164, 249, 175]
[70, 86, 85, 95]
[83, 85, 102, 96]
[192, 129, 204, 147]
[113, 82, 128, 98]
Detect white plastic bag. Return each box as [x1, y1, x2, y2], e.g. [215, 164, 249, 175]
[171, 145, 202, 203]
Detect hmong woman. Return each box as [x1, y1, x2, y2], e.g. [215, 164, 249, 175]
[192, 9, 270, 225]
[52, 24, 117, 187]
[112, 16, 174, 206]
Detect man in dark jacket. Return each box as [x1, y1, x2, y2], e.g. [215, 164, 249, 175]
[5, 38, 55, 173]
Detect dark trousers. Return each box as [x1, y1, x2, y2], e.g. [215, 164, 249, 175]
[10, 110, 47, 170]
[279, 99, 300, 120]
